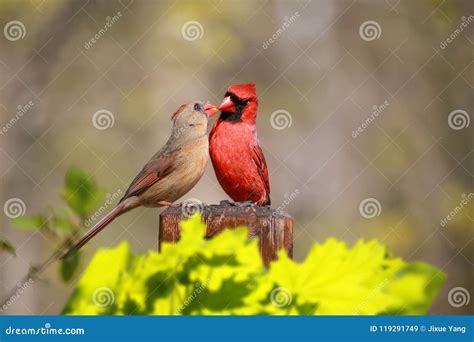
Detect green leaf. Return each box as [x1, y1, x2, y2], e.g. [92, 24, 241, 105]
[51, 208, 77, 234]
[260, 239, 413, 314]
[60, 251, 81, 283]
[11, 215, 47, 231]
[61, 166, 105, 218]
[64, 214, 445, 316]
[0, 239, 16, 255]
[63, 242, 131, 315]
[384, 262, 446, 314]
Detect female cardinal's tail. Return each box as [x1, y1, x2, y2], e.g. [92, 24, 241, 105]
[61, 205, 127, 259]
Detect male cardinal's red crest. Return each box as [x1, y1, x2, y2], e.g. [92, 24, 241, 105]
[209, 83, 271, 206]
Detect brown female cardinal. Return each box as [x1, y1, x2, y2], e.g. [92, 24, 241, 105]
[209, 83, 270, 206]
[62, 101, 218, 258]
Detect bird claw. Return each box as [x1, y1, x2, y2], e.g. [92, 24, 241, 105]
[158, 201, 179, 208]
[219, 200, 234, 206]
[235, 201, 256, 207]
[219, 200, 256, 207]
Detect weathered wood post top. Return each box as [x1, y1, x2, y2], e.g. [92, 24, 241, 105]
[159, 203, 293, 265]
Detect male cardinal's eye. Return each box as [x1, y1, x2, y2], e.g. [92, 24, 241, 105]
[193, 103, 203, 112]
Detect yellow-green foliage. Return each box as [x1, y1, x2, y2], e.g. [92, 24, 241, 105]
[63, 214, 445, 315]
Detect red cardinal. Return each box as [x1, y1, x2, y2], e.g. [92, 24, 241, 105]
[209, 83, 270, 206]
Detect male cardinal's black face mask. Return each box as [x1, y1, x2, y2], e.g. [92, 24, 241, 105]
[218, 92, 250, 122]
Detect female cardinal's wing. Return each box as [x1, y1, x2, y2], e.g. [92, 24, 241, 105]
[252, 144, 270, 197]
[120, 148, 180, 202]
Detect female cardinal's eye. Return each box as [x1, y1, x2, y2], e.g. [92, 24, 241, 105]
[193, 103, 203, 112]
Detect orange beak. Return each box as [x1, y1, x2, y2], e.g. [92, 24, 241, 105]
[218, 96, 236, 113]
[204, 103, 219, 117]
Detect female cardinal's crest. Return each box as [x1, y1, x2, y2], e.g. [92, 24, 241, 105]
[227, 83, 257, 100]
[171, 104, 188, 121]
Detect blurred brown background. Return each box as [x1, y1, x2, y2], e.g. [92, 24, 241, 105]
[0, 0, 472, 315]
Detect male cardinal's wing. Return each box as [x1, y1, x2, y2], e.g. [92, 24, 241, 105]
[120, 148, 180, 202]
[252, 144, 270, 196]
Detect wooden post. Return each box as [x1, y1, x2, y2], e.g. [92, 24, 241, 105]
[159, 204, 293, 266]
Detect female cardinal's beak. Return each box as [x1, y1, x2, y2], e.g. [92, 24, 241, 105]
[218, 96, 236, 112]
[204, 103, 219, 117]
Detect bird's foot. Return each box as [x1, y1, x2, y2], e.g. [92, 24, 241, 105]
[219, 200, 234, 206]
[219, 200, 256, 207]
[158, 200, 179, 208]
[234, 201, 256, 207]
